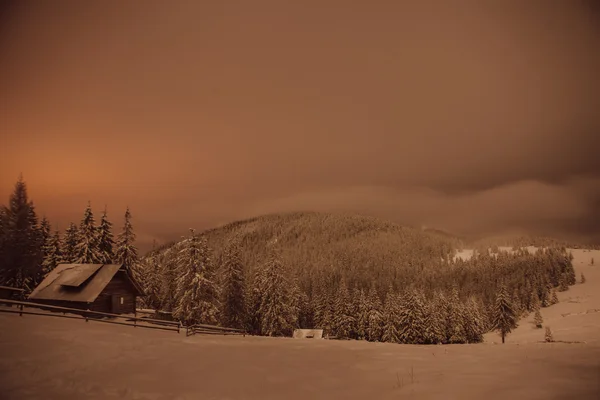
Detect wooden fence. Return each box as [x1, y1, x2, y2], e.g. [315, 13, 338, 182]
[185, 323, 247, 337]
[0, 299, 181, 333]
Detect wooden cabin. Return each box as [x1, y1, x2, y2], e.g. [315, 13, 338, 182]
[28, 264, 144, 315]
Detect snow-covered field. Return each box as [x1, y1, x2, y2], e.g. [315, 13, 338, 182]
[1, 249, 599, 400]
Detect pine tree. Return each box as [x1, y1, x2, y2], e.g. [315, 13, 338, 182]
[220, 237, 247, 330]
[559, 274, 569, 292]
[545, 326, 554, 342]
[381, 287, 400, 343]
[492, 283, 518, 344]
[97, 207, 115, 264]
[62, 223, 79, 263]
[332, 277, 355, 339]
[581, 273, 586, 284]
[530, 290, 541, 312]
[34, 217, 52, 285]
[115, 207, 138, 272]
[366, 284, 383, 342]
[0, 176, 42, 288]
[173, 229, 220, 326]
[423, 291, 446, 344]
[354, 287, 369, 340]
[551, 288, 559, 305]
[74, 202, 103, 264]
[534, 309, 543, 328]
[448, 287, 467, 344]
[41, 230, 62, 276]
[398, 288, 426, 344]
[463, 296, 485, 343]
[257, 250, 295, 336]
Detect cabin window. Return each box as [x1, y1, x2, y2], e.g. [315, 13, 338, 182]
[120, 297, 124, 305]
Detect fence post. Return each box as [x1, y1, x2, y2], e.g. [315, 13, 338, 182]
[19, 303, 23, 316]
[134, 318, 137, 328]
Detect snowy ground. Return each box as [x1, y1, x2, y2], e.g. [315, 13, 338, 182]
[0, 249, 599, 400]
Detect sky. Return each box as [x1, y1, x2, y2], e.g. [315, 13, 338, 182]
[1, 0, 599, 253]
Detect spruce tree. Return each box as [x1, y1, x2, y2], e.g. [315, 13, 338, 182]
[551, 288, 559, 305]
[381, 287, 400, 343]
[559, 274, 569, 292]
[74, 202, 103, 264]
[332, 277, 355, 339]
[0, 176, 41, 288]
[115, 207, 138, 272]
[398, 288, 426, 344]
[97, 207, 115, 264]
[423, 291, 446, 344]
[463, 296, 485, 343]
[35, 217, 52, 285]
[366, 284, 383, 342]
[545, 326, 554, 342]
[62, 223, 79, 263]
[534, 309, 543, 328]
[492, 283, 518, 344]
[581, 273, 586, 284]
[173, 229, 220, 326]
[354, 287, 369, 340]
[41, 230, 62, 276]
[257, 250, 295, 336]
[448, 287, 467, 344]
[220, 237, 247, 330]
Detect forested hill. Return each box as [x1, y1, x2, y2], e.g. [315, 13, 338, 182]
[147, 212, 461, 287]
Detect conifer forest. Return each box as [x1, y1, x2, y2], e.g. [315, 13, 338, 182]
[0, 177, 578, 345]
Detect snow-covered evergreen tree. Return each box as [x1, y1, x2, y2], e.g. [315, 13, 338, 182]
[366, 284, 383, 342]
[173, 229, 220, 326]
[34, 217, 52, 284]
[257, 250, 295, 336]
[220, 237, 247, 330]
[423, 291, 445, 344]
[115, 207, 138, 272]
[545, 326, 554, 342]
[354, 287, 369, 340]
[492, 283, 518, 344]
[448, 287, 467, 344]
[398, 288, 426, 344]
[581, 273, 586, 284]
[62, 223, 79, 263]
[74, 202, 103, 264]
[97, 207, 115, 264]
[463, 296, 485, 343]
[534, 309, 543, 328]
[551, 288, 559, 305]
[41, 230, 62, 276]
[332, 277, 355, 339]
[381, 286, 400, 343]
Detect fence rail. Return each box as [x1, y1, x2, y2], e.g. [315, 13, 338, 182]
[0, 299, 181, 333]
[185, 323, 247, 337]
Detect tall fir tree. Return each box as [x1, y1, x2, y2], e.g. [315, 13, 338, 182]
[173, 229, 220, 325]
[0, 176, 42, 288]
[220, 237, 247, 330]
[398, 288, 426, 344]
[423, 291, 446, 344]
[534, 309, 543, 328]
[74, 202, 103, 264]
[257, 249, 295, 336]
[115, 207, 138, 272]
[62, 223, 79, 263]
[41, 230, 62, 276]
[34, 217, 52, 285]
[366, 284, 383, 342]
[97, 207, 115, 264]
[354, 287, 369, 340]
[492, 283, 518, 344]
[332, 277, 355, 339]
[381, 286, 400, 343]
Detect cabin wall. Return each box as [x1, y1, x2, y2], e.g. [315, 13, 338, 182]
[92, 271, 137, 314]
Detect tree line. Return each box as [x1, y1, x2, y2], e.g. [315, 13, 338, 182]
[138, 226, 576, 344]
[0, 177, 139, 289]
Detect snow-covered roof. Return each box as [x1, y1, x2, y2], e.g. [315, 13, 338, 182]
[28, 264, 143, 303]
